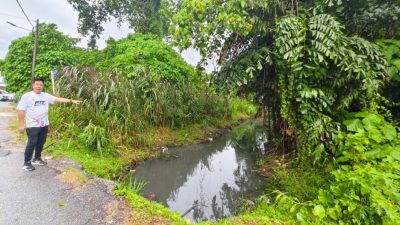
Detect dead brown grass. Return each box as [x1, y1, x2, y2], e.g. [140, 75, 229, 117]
[55, 166, 89, 192]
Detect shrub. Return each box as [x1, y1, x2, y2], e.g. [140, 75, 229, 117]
[274, 112, 400, 225]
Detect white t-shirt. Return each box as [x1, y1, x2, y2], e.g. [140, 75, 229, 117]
[16, 91, 57, 128]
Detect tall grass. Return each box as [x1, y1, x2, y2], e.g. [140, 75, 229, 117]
[50, 67, 228, 151]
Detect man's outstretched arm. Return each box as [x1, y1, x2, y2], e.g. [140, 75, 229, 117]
[55, 97, 82, 105]
[17, 110, 25, 133]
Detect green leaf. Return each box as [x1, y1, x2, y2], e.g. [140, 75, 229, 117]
[392, 59, 400, 69]
[296, 212, 306, 222]
[318, 190, 334, 204]
[57, 202, 65, 207]
[362, 114, 384, 126]
[390, 150, 400, 160]
[365, 149, 381, 159]
[381, 124, 397, 141]
[343, 119, 363, 132]
[313, 205, 326, 219]
[354, 111, 371, 118]
[388, 66, 399, 79]
[327, 208, 338, 220]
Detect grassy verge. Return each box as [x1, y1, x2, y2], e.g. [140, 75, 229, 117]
[264, 158, 334, 202]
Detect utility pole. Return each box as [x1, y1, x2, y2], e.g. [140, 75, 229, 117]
[31, 19, 39, 85]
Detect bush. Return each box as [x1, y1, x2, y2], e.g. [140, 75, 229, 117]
[97, 33, 195, 85]
[274, 112, 400, 224]
[79, 122, 112, 156]
[52, 67, 227, 149]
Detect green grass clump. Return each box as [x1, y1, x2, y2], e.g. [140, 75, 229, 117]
[114, 184, 189, 225]
[46, 138, 125, 179]
[269, 160, 334, 201]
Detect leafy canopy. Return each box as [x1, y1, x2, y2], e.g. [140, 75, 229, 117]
[171, 0, 387, 161]
[67, 0, 169, 47]
[275, 112, 400, 224]
[314, 0, 400, 40]
[2, 23, 81, 93]
[95, 33, 195, 85]
[375, 39, 400, 121]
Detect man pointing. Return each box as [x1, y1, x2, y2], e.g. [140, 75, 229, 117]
[17, 78, 81, 171]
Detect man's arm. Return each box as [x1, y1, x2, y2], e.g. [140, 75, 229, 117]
[17, 110, 25, 133]
[55, 97, 82, 105]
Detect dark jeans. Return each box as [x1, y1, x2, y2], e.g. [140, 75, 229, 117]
[24, 126, 48, 163]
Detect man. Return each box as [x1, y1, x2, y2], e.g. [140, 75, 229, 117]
[17, 78, 81, 171]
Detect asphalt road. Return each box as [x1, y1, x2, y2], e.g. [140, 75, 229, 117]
[0, 102, 130, 225]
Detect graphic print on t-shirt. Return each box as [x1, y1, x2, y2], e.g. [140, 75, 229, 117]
[16, 91, 57, 128]
[28, 99, 49, 127]
[34, 101, 46, 106]
[30, 111, 48, 127]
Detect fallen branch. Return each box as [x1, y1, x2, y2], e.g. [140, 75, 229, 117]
[181, 200, 199, 217]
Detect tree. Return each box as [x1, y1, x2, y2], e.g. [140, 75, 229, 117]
[2, 23, 81, 93]
[67, 0, 169, 48]
[96, 33, 195, 85]
[313, 0, 400, 40]
[0, 59, 4, 71]
[376, 39, 400, 122]
[171, 0, 387, 159]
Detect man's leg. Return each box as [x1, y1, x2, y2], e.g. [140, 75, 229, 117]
[33, 126, 48, 161]
[23, 127, 40, 171]
[24, 127, 40, 163]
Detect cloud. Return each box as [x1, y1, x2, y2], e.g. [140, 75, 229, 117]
[0, 0, 131, 59]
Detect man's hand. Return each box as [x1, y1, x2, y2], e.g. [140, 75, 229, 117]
[19, 124, 25, 134]
[55, 98, 82, 105]
[71, 100, 82, 105]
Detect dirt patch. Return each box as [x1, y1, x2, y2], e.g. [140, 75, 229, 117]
[56, 166, 89, 192]
[129, 213, 173, 225]
[154, 127, 175, 149]
[229, 218, 288, 225]
[0, 105, 16, 113]
[103, 200, 135, 225]
[105, 201, 173, 225]
[230, 219, 260, 225]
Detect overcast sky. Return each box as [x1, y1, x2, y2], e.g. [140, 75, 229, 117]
[0, 0, 206, 69]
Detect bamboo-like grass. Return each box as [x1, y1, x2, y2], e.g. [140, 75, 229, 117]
[51, 67, 226, 152]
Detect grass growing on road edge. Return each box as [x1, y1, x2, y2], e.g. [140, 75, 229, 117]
[114, 184, 189, 224]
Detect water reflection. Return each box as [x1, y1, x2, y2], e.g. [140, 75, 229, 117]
[134, 120, 266, 222]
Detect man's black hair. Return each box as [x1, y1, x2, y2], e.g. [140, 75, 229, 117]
[33, 77, 45, 83]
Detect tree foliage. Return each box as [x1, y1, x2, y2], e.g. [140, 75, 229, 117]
[67, 0, 169, 47]
[0, 59, 4, 71]
[275, 112, 400, 224]
[171, 0, 387, 160]
[375, 39, 400, 122]
[95, 33, 195, 85]
[313, 0, 400, 40]
[2, 23, 81, 93]
[171, 2, 398, 223]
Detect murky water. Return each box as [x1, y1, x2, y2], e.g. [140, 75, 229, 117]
[134, 121, 267, 222]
